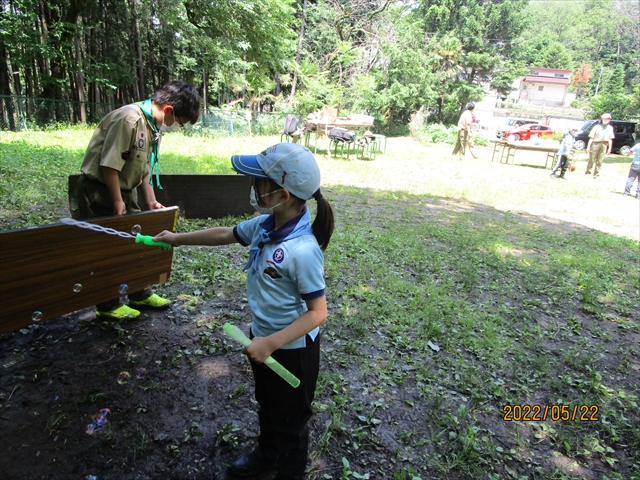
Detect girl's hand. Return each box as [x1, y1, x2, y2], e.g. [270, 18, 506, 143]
[242, 336, 275, 364]
[153, 230, 180, 246]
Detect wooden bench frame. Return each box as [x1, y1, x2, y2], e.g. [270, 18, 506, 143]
[491, 141, 559, 169]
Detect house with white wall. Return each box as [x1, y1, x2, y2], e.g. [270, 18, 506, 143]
[517, 67, 573, 107]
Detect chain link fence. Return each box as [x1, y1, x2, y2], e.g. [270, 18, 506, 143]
[0, 95, 119, 130]
[0, 95, 289, 136]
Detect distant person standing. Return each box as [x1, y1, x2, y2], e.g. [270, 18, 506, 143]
[585, 113, 614, 178]
[550, 127, 578, 178]
[624, 142, 640, 198]
[452, 102, 477, 159]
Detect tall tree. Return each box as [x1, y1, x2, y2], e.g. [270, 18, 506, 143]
[289, 0, 308, 100]
[416, 0, 530, 116]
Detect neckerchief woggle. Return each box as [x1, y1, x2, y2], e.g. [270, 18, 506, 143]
[134, 99, 163, 189]
[244, 207, 313, 273]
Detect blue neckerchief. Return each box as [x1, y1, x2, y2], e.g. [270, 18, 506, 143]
[134, 99, 163, 189]
[244, 206, 313, 273]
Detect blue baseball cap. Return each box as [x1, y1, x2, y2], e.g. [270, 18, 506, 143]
[231, 143, 321, 200]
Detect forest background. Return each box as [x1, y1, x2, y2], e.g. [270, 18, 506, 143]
[1, 0, 640, 131]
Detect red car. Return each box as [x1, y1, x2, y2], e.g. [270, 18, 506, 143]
[502, 123, 554, 141]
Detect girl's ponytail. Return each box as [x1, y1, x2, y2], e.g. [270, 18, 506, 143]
[311, 189, 334, 251]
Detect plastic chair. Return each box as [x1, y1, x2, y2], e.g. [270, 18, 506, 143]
[371, 134, 387, 154]
[328, 128, 357, 158]
[329, 137, 356, 158]
[356, 138, 377, 161]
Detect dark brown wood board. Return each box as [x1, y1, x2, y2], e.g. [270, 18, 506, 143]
[0, 208, 179, 334]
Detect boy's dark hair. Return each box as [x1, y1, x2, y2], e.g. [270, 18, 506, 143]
[153, 81, 200, 124]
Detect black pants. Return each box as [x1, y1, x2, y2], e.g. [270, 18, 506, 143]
[625, 163, 640, 196]
[250, 332, 320, 480]
[75, 174, 153, 310]
[554, 154, 570, 176]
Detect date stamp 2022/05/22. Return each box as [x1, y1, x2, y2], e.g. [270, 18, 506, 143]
[502, 404, 599, 422]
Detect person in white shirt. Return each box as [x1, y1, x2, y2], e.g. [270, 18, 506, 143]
[585, 113, 615, 178]
[452, 102, 477, 159]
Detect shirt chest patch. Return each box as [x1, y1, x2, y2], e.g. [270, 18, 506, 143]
[134, 131, 146, 151]
[263, 266, 282, 279]
[272, 248, 285, 264]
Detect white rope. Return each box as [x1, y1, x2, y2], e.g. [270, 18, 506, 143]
[60, 217, 136, 239]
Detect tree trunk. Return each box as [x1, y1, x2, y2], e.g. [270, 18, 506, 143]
[131, 0, 146, 98]
[23, 50, 34, 98]
[74, 18, 87, 123]
[37, 0, 50, 79]
[0, 43, 17, 130]
[147, 24, 157, 88]
[130, 37, 141, 100]
[290, 0, 307, 100]
[202, 69, 208, 111]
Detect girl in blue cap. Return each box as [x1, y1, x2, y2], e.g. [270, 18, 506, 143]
[154, 142, 334, 479]
[550, 127, 578, 178]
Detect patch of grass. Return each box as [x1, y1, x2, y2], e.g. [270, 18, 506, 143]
[1, 128, 638, 478]
[315, 187, 639, 477]
[0, 130, 279, 229]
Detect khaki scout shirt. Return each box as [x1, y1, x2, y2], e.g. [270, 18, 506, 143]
[588, 123, 615, 143]
[458, 110, 473, 133]
[81, 104, 159, 190]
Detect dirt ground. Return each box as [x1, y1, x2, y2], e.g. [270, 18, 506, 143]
[0, 140, 638, 479]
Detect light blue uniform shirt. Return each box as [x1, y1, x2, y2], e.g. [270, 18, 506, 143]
[558, 133, 575, 156]
[631, 144, 640, 165]
[233, 207, 325, 349]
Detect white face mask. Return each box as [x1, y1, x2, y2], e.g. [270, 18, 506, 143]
[250, 186, 282, 215]
[160, 111, 182, 133]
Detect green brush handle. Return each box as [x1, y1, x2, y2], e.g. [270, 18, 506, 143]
[135, 234, 172, 249]
[223, 323, 301, 388]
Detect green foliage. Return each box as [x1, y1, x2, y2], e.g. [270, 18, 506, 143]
[588, 65, 637, 120]
[416, 123, 458, 145]
[473, 135, 488, 146]
[3, 0, 639, 136]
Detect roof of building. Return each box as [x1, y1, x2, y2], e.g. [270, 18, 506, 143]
[526, 67, 572, 74]
[522, 76, 570, 85]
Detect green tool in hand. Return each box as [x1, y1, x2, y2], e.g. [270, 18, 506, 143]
[135, 234, 171, 249]
[223, 323, 301, 388]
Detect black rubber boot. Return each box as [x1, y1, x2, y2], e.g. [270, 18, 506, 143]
[228, 448, 278, 477]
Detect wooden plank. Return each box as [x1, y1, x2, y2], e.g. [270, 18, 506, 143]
[68, 174, 253, 219]
[0, 208, 178, 334]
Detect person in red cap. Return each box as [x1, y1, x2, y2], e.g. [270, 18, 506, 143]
[585, 113, 615, 178]
[154, 142, 335, 479]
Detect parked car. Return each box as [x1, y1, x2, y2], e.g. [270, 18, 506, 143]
[496, 118, 539, 138]
[502, 124, 554, 141]
[572, 119, 637, 155]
